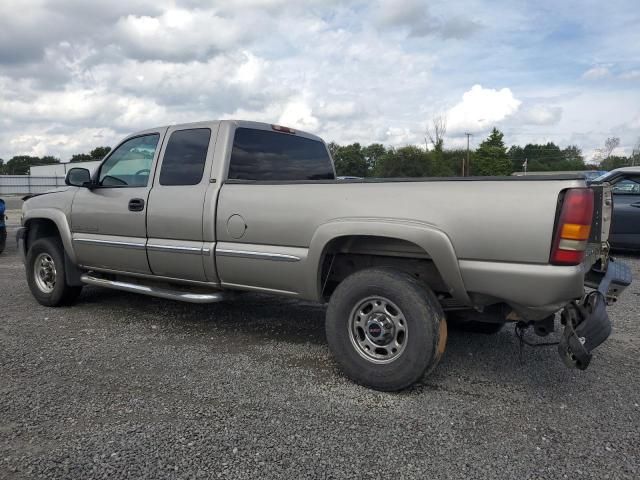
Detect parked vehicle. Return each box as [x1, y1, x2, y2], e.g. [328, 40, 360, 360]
[582, 170, 608, 182]
[0, 198, 6, 254]
[591, 167, 640, 251]
[16, 120, 632, 390]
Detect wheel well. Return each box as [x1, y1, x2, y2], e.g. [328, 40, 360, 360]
[319, 235, 448, 301]
[25, 218, 61, 252]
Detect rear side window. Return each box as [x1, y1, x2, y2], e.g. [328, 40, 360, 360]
[611, 177, 640, 195]
[228, 128, 335, 181]
[159, 128, 211, 186]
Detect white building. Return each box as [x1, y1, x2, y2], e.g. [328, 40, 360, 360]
[30, 161, 102, 177]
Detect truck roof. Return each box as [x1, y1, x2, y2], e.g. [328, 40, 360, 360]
[135, 120, 325, 143]
[609, 166, 640, 174]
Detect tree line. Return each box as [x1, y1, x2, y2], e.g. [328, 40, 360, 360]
[331, 128, 639, 178]
[0, 147, 111, 175]
[1, 128, 638, 177]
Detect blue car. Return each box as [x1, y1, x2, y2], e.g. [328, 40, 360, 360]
[0, 198, 6, 255]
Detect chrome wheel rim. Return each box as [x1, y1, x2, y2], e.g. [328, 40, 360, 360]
[349, 296, 408, 364]
[34, 252, 56, 293]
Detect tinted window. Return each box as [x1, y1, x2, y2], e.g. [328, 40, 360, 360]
[611, 177, 640, 195]
[99, 134, 159, 187]
[159, 128, 211, 186]
[228, 128, 334, 181]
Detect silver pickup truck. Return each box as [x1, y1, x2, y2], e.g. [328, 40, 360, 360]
[17, 120, 632, 390]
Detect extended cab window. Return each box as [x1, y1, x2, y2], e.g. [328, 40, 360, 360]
[159, 128, 211, 186]
[228, 128, 335, 181]
[99, 134, 159, 187]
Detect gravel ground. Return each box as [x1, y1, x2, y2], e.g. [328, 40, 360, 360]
[1, 215, 639, 479]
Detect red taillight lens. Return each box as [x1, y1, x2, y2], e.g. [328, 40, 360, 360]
[550, 188, 594, 266]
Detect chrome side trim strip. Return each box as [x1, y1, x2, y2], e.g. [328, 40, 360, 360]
[80, 274, 226, 304]
[216, 248, 301, 262]
[74, 238, 146, 250]
[147, 243, 203, 255]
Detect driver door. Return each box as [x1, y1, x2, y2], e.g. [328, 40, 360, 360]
[70, 128, 167, 273]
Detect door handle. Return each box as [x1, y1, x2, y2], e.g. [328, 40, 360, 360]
[128, 198, 145, 212]
[631, 202, 640, 208]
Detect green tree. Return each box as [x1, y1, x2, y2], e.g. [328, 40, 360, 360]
[71, 146, 111, 163]
[439, 149, 468, 177]
[473, 128, 512, 176]
[332, 143, 368, 177]
[508, 143, 586, 172]
[599, 155, 630, 170]
[374, 146, 430, 177]
[327, 142, 340, 159]
[362, 143, 386, 175]
[3, 155, 58, 175]
[90, 146, 111, 160]
[70, 153, 92, 163]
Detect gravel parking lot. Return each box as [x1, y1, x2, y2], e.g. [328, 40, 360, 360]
[1, 213, 639, 479]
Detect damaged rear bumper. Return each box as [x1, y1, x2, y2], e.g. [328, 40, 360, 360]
[558, 258, 632, 369]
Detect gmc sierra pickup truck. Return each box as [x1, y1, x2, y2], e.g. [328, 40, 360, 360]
[17, 120, 632, 391]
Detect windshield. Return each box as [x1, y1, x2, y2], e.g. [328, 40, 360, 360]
[592, 172, 612, 182]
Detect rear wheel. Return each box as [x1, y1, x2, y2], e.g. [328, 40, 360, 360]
[326, 268, 447, 391]
[26, 237, 82, 306]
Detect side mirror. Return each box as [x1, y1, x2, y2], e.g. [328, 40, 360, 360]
[65, 168, 92, 188]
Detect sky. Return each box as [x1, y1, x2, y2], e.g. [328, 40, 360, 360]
[1, 0, 639, 163]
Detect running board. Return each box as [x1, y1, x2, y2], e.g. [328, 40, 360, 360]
[80, 274, 226, 304]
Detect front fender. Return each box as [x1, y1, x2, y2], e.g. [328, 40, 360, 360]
[23, 208, 77, 264]
[304, 217, 470, 304]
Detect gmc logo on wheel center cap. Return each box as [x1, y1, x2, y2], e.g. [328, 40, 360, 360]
[368, 323, 382, 337]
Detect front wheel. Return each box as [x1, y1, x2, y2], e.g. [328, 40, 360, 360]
[26, 237, 82, 306]
[326, 268, 447, 391]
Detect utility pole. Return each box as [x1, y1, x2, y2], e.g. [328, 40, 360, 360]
[464, 133, 472, 177]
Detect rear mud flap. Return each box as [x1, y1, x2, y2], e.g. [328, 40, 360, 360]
[559, 258, 632, 369]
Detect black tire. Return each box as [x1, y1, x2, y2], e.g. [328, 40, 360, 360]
[326, 268, 447, 391]
[26, 237, 83, 307]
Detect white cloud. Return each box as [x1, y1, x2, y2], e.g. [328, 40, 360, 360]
[316, 101, 359, 120]
[9, 127, 120, 158]
[446, 85, 522, 134]
[278, 100, 320, 131]
[0, 0, 639, 163]
[374, 0, 481, 38]
[582, 66, 611, 80]
[114, 8, 253, 61]
[620, 70, 640, 80]
[517, 104, 563, 125]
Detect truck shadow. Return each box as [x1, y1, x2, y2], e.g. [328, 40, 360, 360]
[79, 287, 586, 392]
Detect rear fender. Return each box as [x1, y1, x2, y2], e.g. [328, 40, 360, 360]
[305, 218, 470, 304]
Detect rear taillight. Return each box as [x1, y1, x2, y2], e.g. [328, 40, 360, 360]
[550, 188, 594, 266]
